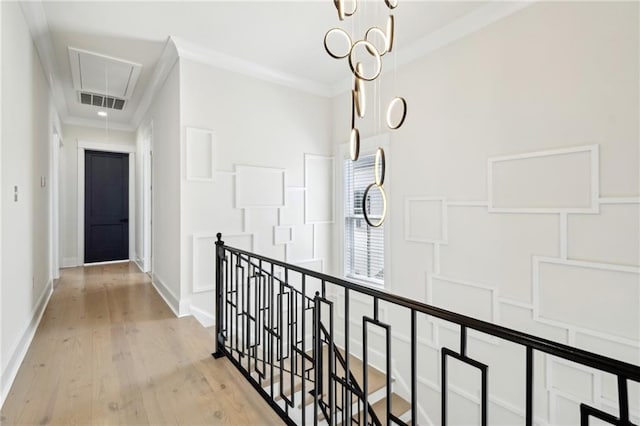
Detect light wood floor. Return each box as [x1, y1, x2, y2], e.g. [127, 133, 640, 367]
[0, 262, 284, 426]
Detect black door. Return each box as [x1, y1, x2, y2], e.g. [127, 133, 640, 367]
[85, 150, 129, 263]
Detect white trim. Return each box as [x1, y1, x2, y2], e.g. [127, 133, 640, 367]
[77, 141, 136, 264]
[446, 200, 489, 207]
[488, 145, 600, 214]
[532, 256, 640, 340]
[173, 36, 332, 98]
[192, 233, 217, 293]
[428, 274, 500, 323]
[18, 2, 69, 126]
[404, 196, 448, 244]
[1, 282, 53, 407]
[273, 225, 294, 245]
[190, 306, 215, 328]
[304, 154, 335, 224]
[185, 127, 215, 182]
[599, 197, 640, 204]
[132, 37, 179, 128]
[141, 120, 153, 273]
[83, 260, 129, 267]
[559, 213, 568, 259]
[77, 140, 135, 153]
[235, 165, 286, 209]
[151, 273, 180, 317]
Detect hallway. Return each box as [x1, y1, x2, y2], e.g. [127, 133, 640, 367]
[0, 263, 282, 425]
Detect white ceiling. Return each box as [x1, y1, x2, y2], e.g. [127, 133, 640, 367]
[36, 0, 525, 130]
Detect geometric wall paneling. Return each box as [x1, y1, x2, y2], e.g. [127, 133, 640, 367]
[499, 300, 569, 343]
[235, 165, 286, 208]
[568, 203, 640, 267]
[294, 258, 323, 273]
[488, 145, 599, 213]
[185, 127, 215, 181]
[245, 208, 284, 259]
[192, 232, 254, 293]
[427, 275, 498, 323]
[533, 257, 640, 340]
[440, 206, 559, 303]
[573, 331, 640, 367]
[404, 197, 448, 243]
[285, 224, 314, 262]
[273, 225, 294, 245]
[278, 189, 305, 226]
[546, 358, 596, 403]
[304, 154, 334, 224]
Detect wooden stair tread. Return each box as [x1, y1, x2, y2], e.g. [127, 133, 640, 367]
[348, 393, 411, 425]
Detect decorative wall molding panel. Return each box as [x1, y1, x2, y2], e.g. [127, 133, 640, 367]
[488, 145, 599, 213]
[304, 154, 335, 224]
[273, 225, 294, 245]
[405, 197, 448, 243]
[185, 127, 215, 181]
[192, 232, 254, 294]
[427, 275, 498, 323]
[533, 257, 640, 341]
[235, 165, 286, 208]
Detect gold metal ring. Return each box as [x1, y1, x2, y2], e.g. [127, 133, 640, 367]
[362, 183, 387, 227]
[386, 96, 407, 130]
[374, 148, 385, 186]
[344, 0, 357, 16]
[349, 127, 360, 161]
[365, 27, 388, 56]
[324, 28, 352, 59]
[384, 0, 398, 10]
[354, 64, 365, 118]
[386, 15, 395, 53]
[349, 40, 382, 82]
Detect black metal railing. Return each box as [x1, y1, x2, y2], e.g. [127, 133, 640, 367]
[212, 234, 640, 426]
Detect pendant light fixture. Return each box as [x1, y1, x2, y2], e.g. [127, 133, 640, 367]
[324, 0, 407, 227]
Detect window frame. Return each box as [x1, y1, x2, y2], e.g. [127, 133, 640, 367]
[337, 133, 391, 289]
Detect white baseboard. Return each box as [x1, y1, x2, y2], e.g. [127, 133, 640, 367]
[133, 258, 144, 273]
[1, 282, 53, 407]
[190, 305, 215, 328]
[150, 273, 181, 317]
[61, 257, 79, 268]
[179, 299, 191, 318]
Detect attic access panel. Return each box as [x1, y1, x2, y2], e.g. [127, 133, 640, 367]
[69, 47, 142, 99]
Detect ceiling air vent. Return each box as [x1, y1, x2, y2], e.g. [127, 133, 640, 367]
[78, 92, 126, 110]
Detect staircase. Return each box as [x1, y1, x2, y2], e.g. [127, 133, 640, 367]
[212, 234, 640, 426]
[241, 342, 411, 426]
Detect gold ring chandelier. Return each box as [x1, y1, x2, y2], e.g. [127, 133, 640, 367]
[324, 0, 407, 227]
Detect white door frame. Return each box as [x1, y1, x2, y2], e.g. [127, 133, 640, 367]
[77, 140, 136, 265]
[50, 128, 61, 279]
[141, 121, 153, 273]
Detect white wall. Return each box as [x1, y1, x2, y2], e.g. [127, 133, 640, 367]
[0, 1, 60, 405]
[59, 124, 136, 267]
[179, 58, 333, 324]
[139, 61, 182, 313]
[332, 2, 639, 425]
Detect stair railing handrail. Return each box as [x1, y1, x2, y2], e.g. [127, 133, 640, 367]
[214, 236, 639, 382]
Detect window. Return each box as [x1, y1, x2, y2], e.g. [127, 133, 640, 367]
[344, 153, 385, 285]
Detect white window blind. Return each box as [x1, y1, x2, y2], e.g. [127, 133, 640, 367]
[344, 154, 384, 285]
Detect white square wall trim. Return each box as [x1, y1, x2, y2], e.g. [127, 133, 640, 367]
[533, 257, 640, 341]
[192, 233, 254, 293]
[405, 197, 448, 243]
[185, 127, 215, 181]
[488, 145, 599, 213]
[235, 165, 286, 208]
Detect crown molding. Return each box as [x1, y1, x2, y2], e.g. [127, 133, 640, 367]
[172, 36, 333, 98]
[329, 0, 537, 96]
[19, 1, 70, 120]
[130, 37, 179, 129]
[63, 115, 136, 132]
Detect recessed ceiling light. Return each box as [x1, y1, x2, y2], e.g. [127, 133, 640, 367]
[97, 111, 107, 117]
